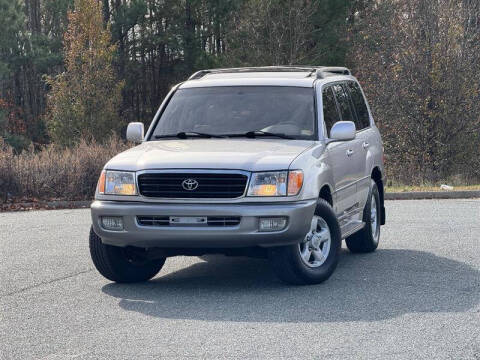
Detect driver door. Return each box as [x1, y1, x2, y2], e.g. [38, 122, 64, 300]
[322, 85, 360, 218]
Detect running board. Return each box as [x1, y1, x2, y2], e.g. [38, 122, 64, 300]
[341, 221, 365, 239]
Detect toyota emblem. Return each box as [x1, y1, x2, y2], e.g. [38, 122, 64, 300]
[181, 178, 199, 191]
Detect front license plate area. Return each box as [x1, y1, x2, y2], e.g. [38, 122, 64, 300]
[169, 216, 207, 226]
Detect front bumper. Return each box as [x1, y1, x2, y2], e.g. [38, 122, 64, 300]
[91, 200, 317, 248]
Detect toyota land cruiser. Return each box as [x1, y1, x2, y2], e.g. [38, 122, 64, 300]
[89, 66, 386, 285]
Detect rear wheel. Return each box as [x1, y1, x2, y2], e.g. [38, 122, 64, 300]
[89, 226, 165, 283]
[345, 179, 381, 253]
[268, 199, 341, 285]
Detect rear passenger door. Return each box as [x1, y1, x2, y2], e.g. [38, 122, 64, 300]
[345, 81, 372, 207]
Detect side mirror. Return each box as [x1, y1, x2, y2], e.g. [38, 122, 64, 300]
[329, 121, 356, 142]
[126, 122, 144, 143]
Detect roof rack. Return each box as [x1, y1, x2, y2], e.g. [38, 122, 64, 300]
[188, 66, 351, 80]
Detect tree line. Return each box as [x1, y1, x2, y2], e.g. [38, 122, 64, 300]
[0, 0, 479, 184]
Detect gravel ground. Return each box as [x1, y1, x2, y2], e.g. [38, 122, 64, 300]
[0, 199, 479, 359]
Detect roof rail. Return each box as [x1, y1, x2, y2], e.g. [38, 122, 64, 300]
[315, 67, 351, 78]
[188, 66, 318, 80]
[188, 66, 351, 80]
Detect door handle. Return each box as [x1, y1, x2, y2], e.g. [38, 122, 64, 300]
[362, 142, 370, 149]
[346, 149, 354, 157]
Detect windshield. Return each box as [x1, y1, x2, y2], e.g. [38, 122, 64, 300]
[150, 86, 316, 140]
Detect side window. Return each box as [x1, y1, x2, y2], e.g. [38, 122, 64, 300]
[322, 86, 341, 137]
[346, 81, 370, 129]
[332, 84, 355, 124]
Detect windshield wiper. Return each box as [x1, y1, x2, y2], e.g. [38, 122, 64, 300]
[155, 131, 225, 139]
[223, 130, 295, 140]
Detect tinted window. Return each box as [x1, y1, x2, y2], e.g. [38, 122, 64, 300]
[322, 87, 340, 137]
[332, 84, 355, 124]
[346, 81, 370, 129]
[151, 86, 316, 140]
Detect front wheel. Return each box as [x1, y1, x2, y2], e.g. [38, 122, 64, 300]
[268, 199, 341, 285]
[89, 226, 166, 283]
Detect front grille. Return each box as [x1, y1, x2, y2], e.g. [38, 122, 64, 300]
[137, 172, 248, 198]
[137, 216, 170, 227]
[137, 216, 241, 227]
[206, 217, 242, 226]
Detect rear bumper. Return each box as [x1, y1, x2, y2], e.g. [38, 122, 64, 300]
[91, 199, 317, 248]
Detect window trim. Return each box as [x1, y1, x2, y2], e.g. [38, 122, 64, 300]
[318, 80, 373, 140]
[147, 85, 319, 141]
[340, 82, 364, 131]
[332, 83, 356, 125]
[145, 83, 182, 142]
[343, 80, 373, 132]
[320, 84, 342, 139]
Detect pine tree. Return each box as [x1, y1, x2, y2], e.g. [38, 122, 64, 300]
[46, 0, 124, 146]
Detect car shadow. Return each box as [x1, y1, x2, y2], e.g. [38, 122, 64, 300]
[101, 249, 479, 323]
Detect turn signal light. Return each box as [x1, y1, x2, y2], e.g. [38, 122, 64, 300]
[97, 170, 106, 194]
[254, 184, 278, 196]
[287, 170, 304, 196]
[115, 183, 136, 195]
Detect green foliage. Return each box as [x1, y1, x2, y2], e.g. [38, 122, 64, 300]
[225, 0, 351, 66]
[46, 0, 124, 146]
[1, 0, 354, 138]
[3, 134, 30, 153]
[1, 0, 479, 184]
[0, 0, 74, 145]
[0, 0, 25, 78]
[351, 0, 480, 183]
[0, 97, 30, 152]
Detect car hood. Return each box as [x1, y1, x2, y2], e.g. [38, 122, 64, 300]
[105, 139, 315, 172]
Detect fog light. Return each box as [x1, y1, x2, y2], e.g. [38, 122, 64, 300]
[259, 217, 287, 232]
[101, 216, 124, 231]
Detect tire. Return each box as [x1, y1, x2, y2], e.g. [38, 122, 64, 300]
[268, 199, 341, 285]
[345, 179, 381, 253]
[89, 226, 165, 283]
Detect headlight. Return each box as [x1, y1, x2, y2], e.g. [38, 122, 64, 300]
[247, 170, 303, 197]
[97, 170, 137, 195]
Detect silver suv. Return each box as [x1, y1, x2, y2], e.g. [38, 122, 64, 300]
[89, 66, 386, 285]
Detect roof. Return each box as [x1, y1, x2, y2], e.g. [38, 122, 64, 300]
[179, 66, 353, 89]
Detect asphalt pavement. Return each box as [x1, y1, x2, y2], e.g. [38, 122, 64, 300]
[0, 199, 479, 359]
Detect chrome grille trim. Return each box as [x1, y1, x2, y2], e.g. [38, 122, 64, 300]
[136, 216, 241, 227]
[136, 169, 250, 199]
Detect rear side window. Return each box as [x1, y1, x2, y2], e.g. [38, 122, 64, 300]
[322, 87, 341, 137]
[332, 84, 355, 124]
[346, 81, 370, 129]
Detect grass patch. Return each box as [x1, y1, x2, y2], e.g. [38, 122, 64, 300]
[386, 184, 480, 193]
